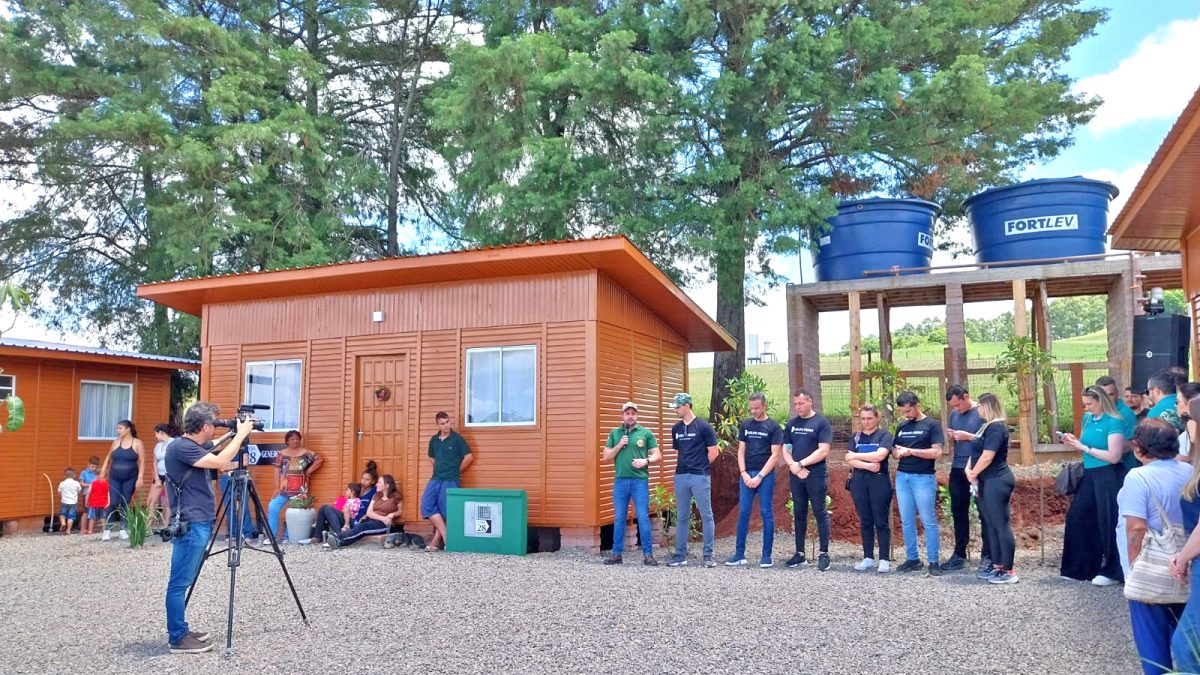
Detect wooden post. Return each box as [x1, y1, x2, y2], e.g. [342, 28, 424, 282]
[1070, 363, 1085, 437]
[1106, 269, 1136, 388]
[1014, 279, 1035, 464]
[849, 291, 862, 432]
[787, 289, 823, 410]
[945, 283, 968, 387]
[1033, 282, 1059, 439]
[877, 292, 892, 363]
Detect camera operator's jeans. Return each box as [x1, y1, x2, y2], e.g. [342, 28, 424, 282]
[267, 495, 289, 540]
[166, 520, 211, 645]
[219, 474, 256, 540]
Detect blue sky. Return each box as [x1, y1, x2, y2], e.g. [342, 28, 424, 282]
[7, 2, 1200, 364]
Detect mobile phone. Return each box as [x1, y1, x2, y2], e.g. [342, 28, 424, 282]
[1055, 431, 1065, 439]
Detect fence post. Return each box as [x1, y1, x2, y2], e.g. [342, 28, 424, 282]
[1070, 363, 1085, 437]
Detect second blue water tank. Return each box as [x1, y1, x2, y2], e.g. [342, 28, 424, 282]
[814, 198, 941, 282]
[965, 177, 1119, 264]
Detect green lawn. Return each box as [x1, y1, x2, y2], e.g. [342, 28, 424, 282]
[688, 331, 1111, 422]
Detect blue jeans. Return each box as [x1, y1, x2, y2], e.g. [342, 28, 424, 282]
[674, 473, 715, 558]
[219, 474, 257, 540]
[895, 471, 940, 563]
[734, 470, 776, 561]
[612, 478, 651, 557]
[267, 494, 289, 539]
[1131, 599, 1184, 675]
[1171, 563, 1200, 673]
[165, 520, 212, 644]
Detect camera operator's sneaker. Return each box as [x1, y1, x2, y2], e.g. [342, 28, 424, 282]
[118, 529, 129, 540]
[190, 630, 211, 643]
[170, 634, 214, 654]
[101, 530, 111, 541]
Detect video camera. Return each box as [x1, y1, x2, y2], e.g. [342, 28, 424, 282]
[213, 404, 270, 433]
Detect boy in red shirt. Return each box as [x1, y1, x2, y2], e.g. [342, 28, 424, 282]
[85, 475, 110, 536]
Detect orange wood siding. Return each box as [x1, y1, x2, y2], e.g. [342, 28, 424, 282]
[202, 271, 595, 345]
[0, 356, 171, 522]
[544, 322, 590, 526]
[1185, 233, 1200, 378]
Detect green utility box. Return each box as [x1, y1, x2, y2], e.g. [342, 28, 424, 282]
[445, 488, 527, 556]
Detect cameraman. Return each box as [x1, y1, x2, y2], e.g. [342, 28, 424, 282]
[163, 401, 254, 654]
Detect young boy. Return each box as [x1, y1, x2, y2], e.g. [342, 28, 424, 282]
[79, 457, 99, 534]
[86, 473, 110, 537]
[58, 468, 82, 535]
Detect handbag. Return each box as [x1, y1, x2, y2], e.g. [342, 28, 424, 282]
[1124, 475, 1190, 605]
[1054, 461, 1084, 496]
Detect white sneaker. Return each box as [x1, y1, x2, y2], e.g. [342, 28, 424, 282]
[118, 529, 129, 540]
[100, 530, 111, 541]
[877, 560, 891, 574]
[853, 557, 875, 571]
[1091, 574, 1121, 587]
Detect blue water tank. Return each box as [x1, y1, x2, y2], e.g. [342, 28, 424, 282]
[965, 177, 1119, 264]
[814, 198, 940, 282]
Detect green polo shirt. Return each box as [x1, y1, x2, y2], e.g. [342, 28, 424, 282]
[606, 425, 658, 480]
[429, 431, 471, 481]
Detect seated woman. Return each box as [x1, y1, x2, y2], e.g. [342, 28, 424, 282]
[323, 474, 401, 549]
[311, 460, 378, 543]
[264, 430, 323, 544]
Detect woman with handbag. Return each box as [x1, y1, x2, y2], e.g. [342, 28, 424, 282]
[1169, 397, 1200, 672]
[1059, 386, 1128, 585]
[1118, 418, 1190, 675]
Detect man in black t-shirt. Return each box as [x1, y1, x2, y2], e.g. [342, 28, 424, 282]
[163, 402, 254, 654]
[727, 392, 783, 568]
[666, 393, 719, 568]
[783, 389, 833, 571]
[892, 390, 945, 576]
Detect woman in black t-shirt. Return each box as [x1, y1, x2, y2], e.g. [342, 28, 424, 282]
[967, 393, 1018, 584]
[847, 405, 894, 573]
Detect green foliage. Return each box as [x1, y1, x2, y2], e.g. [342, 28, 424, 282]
[857, 360, 918, 430]
[1049, 296, 1107, 340]
[125, 500, 152, 548]
[996, 336, 1057, 441]
[714, 371, 771, 454]
[3, 396, 25, 433]
[965, 313, 1016, 343]
[649, 483, 677, 547]
[287, 492, 316, 509]
[1165, 289, 1188, 316]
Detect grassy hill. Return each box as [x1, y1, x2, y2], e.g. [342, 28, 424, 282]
[687, 331, 1111, 420]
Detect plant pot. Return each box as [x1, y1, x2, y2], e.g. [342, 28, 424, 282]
[285, 507, 315, 542]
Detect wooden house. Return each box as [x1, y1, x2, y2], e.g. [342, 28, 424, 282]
[137, 237, 734, 548]
[0, 338, 199, 531]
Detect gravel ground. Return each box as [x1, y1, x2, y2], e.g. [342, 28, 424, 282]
[0, 528, 1139, 674]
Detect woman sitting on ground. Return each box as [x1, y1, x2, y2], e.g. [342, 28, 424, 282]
[324, 474, 401, 549]
[312, 460, 378, 543]
[1119, 419, 1191, 675]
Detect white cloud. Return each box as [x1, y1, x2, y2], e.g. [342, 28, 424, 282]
[1081, 162, 1149, 224]
[1076, 16, 1200, 134]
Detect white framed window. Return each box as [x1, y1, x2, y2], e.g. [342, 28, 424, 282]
[244, 360, 302, 431]
[0, 374, 13, 401]
[78, 380, 133, 440]
[466, 345, 536, 426]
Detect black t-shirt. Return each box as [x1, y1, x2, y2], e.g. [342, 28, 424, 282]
[166, 437, 217, 524]
[894, 416, 944, 475]
[740, 417, 784, 473]
[673, 417, 719, 475]
[850, 428, 893, 474]
[976, 422, 1010, 479]
[785, 414, 833, 469]
[1136, 409, 1149, 421]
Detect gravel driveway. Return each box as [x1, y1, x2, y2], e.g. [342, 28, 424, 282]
[0, 529, 1139, 674]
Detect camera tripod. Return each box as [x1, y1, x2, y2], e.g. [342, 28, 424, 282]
[184, 463, 308, 657]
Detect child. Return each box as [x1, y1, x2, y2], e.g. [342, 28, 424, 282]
[87, 474, 110, 538]
[79, 457, 99, 534]
[57, 468, 82, 535]
[336, 483, 363, 527]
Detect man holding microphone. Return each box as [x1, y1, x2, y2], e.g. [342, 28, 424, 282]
[602, 402, 661, 566]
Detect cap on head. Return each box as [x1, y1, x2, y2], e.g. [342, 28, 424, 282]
[672, 393, 693, 408]
[622, 401, 639, 412]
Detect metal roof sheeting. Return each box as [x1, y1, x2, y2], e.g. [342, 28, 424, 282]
[0, 338, 200, 368]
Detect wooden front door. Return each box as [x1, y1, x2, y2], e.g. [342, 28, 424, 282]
[355, 355, 407, 497]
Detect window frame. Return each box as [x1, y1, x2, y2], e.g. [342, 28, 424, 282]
[0, 373, 14, 401]
[77, 380, 134, 441]
[242, 359, 304, 432]
[464, 345, 538, 428]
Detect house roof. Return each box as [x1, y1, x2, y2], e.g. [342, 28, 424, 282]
[1108, 86, 1200, 252]
[137, 236, 737, 352]
[0, 338, 200, 370]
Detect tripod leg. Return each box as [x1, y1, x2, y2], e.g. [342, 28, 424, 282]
[248, 482, 309, 624]
[185, 481, 230, 609]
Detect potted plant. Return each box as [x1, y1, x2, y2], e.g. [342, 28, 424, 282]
[649, 484, 677, 549]
[284, 491, 316, 543]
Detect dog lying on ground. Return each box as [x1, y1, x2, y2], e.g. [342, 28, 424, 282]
[382, 532, 426, 549]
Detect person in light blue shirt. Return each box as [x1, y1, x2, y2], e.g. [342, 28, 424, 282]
[1147, 373, 1183, 432]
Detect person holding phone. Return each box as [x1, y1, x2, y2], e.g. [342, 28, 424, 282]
[945, 385, 987, 573]
[847, 404, 894, 574]
[602, 402, 661, 566]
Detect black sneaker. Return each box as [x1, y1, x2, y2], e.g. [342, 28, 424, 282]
[643, 555, 659, 566]
[942, 555, 966, 571]
[928, 562, 943, 577]
[785, 552, 808, 568]
[896, 559, 924, 573]
[817, 553, 831, 571]
[976, 556, 993, 576]
[603, 555, 623, 565]
[170, 634, 214, 654]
